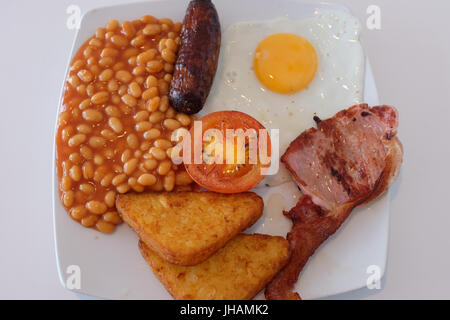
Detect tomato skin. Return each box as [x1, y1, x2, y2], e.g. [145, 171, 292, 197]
[185, 111, 271, 194]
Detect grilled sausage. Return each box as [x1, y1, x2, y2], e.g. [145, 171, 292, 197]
[169, 0, 221, 114]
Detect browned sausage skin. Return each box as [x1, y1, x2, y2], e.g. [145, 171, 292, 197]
[169, 0, 221, 114]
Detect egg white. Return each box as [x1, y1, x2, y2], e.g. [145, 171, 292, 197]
[201, 10, 365, 187]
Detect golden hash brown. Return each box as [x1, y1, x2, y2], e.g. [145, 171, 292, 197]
[139, 233, 291, 300]
[116, 192, 263, 266]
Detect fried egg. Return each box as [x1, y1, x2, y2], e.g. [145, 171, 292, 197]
[254, 33, 318, 94]
[202, 10, 365, 186]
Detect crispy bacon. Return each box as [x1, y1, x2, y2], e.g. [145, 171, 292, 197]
[265, 104, 403, 300]
[281, 104, 399, 211]
[265, 196, 351, 300]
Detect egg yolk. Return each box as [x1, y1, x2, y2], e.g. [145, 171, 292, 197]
[254, 33, 318, 94]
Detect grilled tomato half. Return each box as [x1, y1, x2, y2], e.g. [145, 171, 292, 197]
[185, 111, 271, 193]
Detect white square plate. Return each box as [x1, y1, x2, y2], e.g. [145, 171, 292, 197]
[53, 0, 387, 300]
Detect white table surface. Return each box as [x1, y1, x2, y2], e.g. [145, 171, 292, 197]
[1, 0, 449, 300]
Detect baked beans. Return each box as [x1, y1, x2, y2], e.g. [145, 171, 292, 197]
[56, 15, 194, 234]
